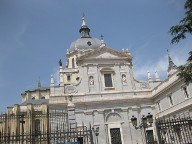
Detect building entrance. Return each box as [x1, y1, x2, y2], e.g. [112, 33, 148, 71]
[110, 128, 122, 144]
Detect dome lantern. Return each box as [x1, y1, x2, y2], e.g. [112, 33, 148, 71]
[69, 16, 101, 52]
[79, 15, 91, 38]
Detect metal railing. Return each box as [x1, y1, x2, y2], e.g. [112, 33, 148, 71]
[0, 110, 94, 144]
[156, 116, 192, 144]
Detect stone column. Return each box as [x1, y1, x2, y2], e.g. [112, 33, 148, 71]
[67, 96, 76, 130]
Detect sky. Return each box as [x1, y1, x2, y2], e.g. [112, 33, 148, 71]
[0, 0, 191, 112]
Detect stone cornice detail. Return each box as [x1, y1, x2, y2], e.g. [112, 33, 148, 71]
[152, 71, 181, 99]
[77, 46, 132, 61]
[155, 97, 192, 118]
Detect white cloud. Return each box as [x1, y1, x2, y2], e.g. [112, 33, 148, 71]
[134, 54, 168, 80]
[134, 40, 191, 81]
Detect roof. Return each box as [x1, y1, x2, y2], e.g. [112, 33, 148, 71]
[21, 99, 49, 106]
[22, 87, 50, 93]
[69, 37, 101, 52]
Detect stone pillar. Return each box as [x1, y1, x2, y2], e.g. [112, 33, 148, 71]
[50, 75, 55, 96]
[39, 104, 47, 134]
[67, 96, 76, 129]
[27, 103, 33, 134]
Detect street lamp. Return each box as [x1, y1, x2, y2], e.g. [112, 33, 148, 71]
[131, 113, 153, 144]
[146, 113, 153, 125]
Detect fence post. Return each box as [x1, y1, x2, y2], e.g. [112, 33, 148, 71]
[89, 124, 94, 144]
[155, 120, 162, 144]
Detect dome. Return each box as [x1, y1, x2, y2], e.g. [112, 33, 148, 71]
[69, 37, 101, 52]
[69, 16, 102, 52]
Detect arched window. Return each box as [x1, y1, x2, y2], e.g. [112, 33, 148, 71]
[32, 97, 35, 100]
[41, 96, 45, 99]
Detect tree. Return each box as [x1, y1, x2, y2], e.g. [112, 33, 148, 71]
[169, 0, 192, 44]
[177, 51, 192, 85]
[169, 0, 192, 85]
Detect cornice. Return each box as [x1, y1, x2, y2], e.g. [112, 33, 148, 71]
[152, 71, 182, 99]
[77, 46, 132, 61]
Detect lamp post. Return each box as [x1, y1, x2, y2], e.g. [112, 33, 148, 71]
[131, 113, 153, 144]
[93, 127, 99, 144]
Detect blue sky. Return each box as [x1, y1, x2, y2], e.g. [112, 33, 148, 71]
[0, 0, 191, 112]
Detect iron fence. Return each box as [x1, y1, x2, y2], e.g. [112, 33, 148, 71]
[0, 110, 94, 144]
[156, 116, 192, 144]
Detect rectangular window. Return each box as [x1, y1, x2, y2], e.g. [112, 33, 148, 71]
[146, 130, 154, 143]
[72, 58, 75, 68]
[35, 119, 40, 137]
[157, 101, 161, 112]
[183, 86, 189, 98]
[104, 74, 113, 87]
[67, 75, 71, 81]
[110, 128, 122, 144]
[169, 95, 173, 106]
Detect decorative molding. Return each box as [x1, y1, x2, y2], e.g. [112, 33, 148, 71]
[65, 85, 77, 94]
[131, 106, 140, 111]
[77, 46, 132, 61]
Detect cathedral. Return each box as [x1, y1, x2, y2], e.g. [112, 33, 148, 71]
[0, 16, 192, 144]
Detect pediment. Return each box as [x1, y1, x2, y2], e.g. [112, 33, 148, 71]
[95, 52, 119, 58]
[78, 46, 132, 60]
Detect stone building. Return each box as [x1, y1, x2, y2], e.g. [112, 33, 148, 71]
[0, 16, 191, 144]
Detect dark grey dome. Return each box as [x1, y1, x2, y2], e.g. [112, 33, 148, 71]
[69, 37, 101, 52]
[69, 16, 102, 52]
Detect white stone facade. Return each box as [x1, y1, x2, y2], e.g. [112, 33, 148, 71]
[2, 17, 192, 144]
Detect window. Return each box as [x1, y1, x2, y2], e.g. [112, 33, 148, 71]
[72, 58, 75, 68]
[100, 67, 115, 89]
[41, 96, 45, 99]
[35, 119, 40, 136]
[146, 130, 154, 143]
[110, 128, 122, 144]
[157, 101, 161, 112]
[32, 97, 35, 100]
[168, 95, 173, 106]
[104, 74, 113, 87]
[182, 86, 189, 98]
[67, 75, 71, 81]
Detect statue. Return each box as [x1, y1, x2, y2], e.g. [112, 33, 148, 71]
[68, 95, 74, 107]
[122, 74, 127, 84]
[59, 59, 62, 67]
[89, 76, 94, 85]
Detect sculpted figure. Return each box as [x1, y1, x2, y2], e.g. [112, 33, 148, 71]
[122, 74, 127, 84]
[59, 59, 62, 67]
[89, 76, 94, 85]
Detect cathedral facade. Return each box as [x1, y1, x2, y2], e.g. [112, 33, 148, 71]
[0, 17, 192, 144]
